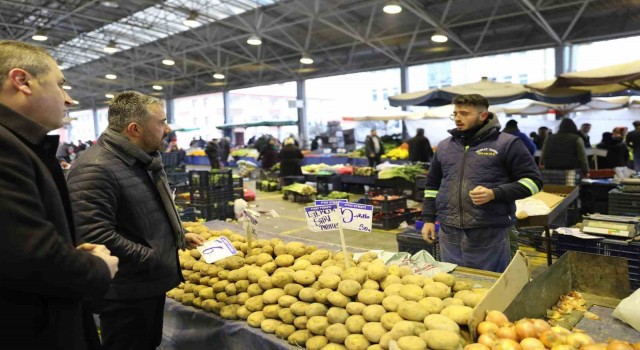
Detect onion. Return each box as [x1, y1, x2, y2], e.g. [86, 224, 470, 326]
[632, 343, 640, 350]
[520, 337, 545, 350]
[496, 325, 518, 341]
[553, 345, 578, 350]
[581, 343, 608, 350]
[486, 310, 510, 327]
[539, 330, 566, 348]
[531, 318, 551, 336]
[494, 339, 523, 350]
[478, 321, 500, 335]
[466, 344, 492, 350]
[515, 319, 536, 340]
[479, 333, 499, 348]
[607, 341, 634, 350]
[566, 333, 594, 348]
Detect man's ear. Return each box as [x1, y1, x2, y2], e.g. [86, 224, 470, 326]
[480, 110, 490, 122]
[8, 68, 32, 95]
[125, 122, 140, 137]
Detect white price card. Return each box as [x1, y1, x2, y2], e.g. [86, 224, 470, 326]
[339, 202, 373, 232]
[304, 204, 341, 232]
[197, 236, 237, 264]
[243, 209, 258, 225]
[315, 199, 348, 206]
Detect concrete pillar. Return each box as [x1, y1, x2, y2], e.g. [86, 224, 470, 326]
[92, 100, 99, 139]
[554, 44, 567, 76]
[223, 90, 232, 140]
[400, 65, 409, 139]
[297, 79, 308, 149]
[165, 98, 174, 124]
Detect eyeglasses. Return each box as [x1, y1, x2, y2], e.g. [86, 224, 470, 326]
[449, 111, 483, 120]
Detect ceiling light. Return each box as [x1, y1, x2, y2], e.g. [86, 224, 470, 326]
[100, 1, 119, 8]
[62, 85, 72, 90]
[72, 100, 79, 105]
[300, 54, 314, 65]
[105, 74, 117, 80]
[152, 85, 163, 91]
[213, 72, 225, 80]
[247, 34, 262, 46]
[103, 40, 118, 54]
[105, 93, 114, 99]
[183, 11, 200, 28]
[431, 33, 448, 43]
[58, 62, 66, 70]
[383, 1, 402, 14]
[32, 29, 48, 41]
[162, 58, 175, 66]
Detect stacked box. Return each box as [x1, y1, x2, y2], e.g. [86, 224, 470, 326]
[188, 169, 234, 221]
[178, 207, 196, 222]
[366, 192, 411, 231]
[540, 169, 581, 186]
[608, 188, 640, 216]
[166, 172, 188, 186]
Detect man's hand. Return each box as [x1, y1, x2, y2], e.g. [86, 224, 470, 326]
[469, 186, 495, 205]
[421, 222, 437, 243]
[77, 243, 119, 279]
[77, 243, 111, 256]
[185, 232, 205, 249]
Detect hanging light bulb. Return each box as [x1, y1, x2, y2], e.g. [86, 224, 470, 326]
[62, 85, 72, 90]
[183, 11, 200, 28]
[105, 74, 117, 80]
[299, 53, 313, 65]
[32, 29, 48, 41]
[246, 34, 262, 46]
[105, 93, 115, 99]
[152, 85, 163, 91]
[162, 58, 175, 66]
[103, 40, 118, 54]
[431, 33, 448, 43]
[383, 1, 402, 14]
[213, 72, 225, 80]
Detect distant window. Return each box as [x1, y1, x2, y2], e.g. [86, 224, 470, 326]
[372, 89, 378, 101]
[519, 74, 528, 84]
[503, 75, 512, 82]
[382, 88, 388, 100]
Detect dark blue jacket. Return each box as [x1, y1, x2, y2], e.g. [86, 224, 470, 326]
[422, 113, 543, 228]
[504, 129, 536, 155]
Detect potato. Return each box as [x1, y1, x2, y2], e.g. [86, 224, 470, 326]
[387, 265, 400, 276]
[245, 295, 264, 312]
[299, 287, 317, 302]
[293, 259, 312, 271]
[361, 280, 380, 291]
[294, 270, 317, 285]
[248, 268, 269, 283]
[307, 316, 330, 335]
[327, 307, 350, 324]
[263, 304, 281, 319]
[440, 305, 473, 325]
[433, 272, 456, 287]
[362, 304, 386, 322]
[261, 245, 274, 256]
[357, 289, 385, 305]
[346, 302, 366, 315]
[327, 291, 350, 308]
[247, 283, 264, 297]
[211, 301, 225, 315]
[324, 265, 344, 276]
[338, 280, 362, 297]
[319, 273, 342, 290]
[188, 272, 202, 283]
[288, 329, 310, 347]
[201, 299, 216, 312]
[454, 290, 482, 307]
[220, 305, 239, 320]
[379, 332, 393, 349]
[380, 312, 403, 331]
[235, 280, 249, 293]
[346, 315, 367, 334]
[294, 315, 308, 329]
[226, 295, 238, 305]
[272, 271, 294, 288]
[199, 276, 210, 286]
[314, 288, 333, 304]
[382, 295, 406, 312]
[199, 287, 215, 300]
[423, 282, 451, 299]
[309, 249, 331, 265]
[279, 308, 296, 324]
[181, 293, 195, 305]
[422, 329, 460, 349]
[236, 305, 251, 320]
[284, 283, 304, 297]
[278, 295, 298, 308]
[452, 281, 473, 292]
[275, 324, 297, 339]
[224, 283, 237, 296]
[258, 276, 273, 290]
[255, 253, 274, 266]
[366, 264, 387, 282]
[275, 254, 295, 267]
[261, 319, 282, 333]
[322, 344, 347, 350]
[261, 262, 277, 274]
[192, 297, 203, 309]
[391, 321, 415, 338]
[274, 244, 288, 256]
[345, 334, 371, 350]
[306, 265, 324, 278]
[290, 301, 311, 316]
[326, 323, 350, 344]
[306, 303, 329, 317]
[306, 335, 329, 350]
[423, 313, 460, 334]
[227, 268, 248, 282]
[367, 345, 383, 350]
[398, 266, 413, 277]
[305, 245, 317, 254]
[399, 284, 424, 301]
[398, 301, 428, 322]
[342, 267, 367, 284]
[401, 275, 427, 287]
[442, 298, 464, 307]
[412, 321, 426, 336]
[247, 311, 266, 327]
[362, 322, 387, 343]
[398, 335, 427, 350]
[357, 252, 378, 263]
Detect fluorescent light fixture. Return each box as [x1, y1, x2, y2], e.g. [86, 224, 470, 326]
[431, 33, 448, 43]
[72, 100, 79, 105]
[213, 72, 225, 80]
[103, 40, 118, 54]
[100, 1, 119, 8]
[162, 58, 175, 66]
[183, 11, 200, 28]
[152, 85, 163, 91]
[383, 1, 402, 14]
[105, 93, 115, 99]
[300, 54, 314, 65]
[246, 34, 262, 46]
[62, 85, 72, 90]
[58, 62, 66, 70]
[105, 74, 117, 80]
[32, 30, 48, 41]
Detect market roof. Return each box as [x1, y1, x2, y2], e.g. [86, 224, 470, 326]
[216, 120, 298, 129]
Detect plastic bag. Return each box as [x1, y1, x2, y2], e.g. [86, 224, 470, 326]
[612, 288, 640, 331]
[385, 251, 457, 277]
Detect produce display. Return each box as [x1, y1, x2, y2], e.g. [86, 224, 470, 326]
[354, 167, 376, 176]
[317, 191, 350, 200]
[231, 148, 260, 158]
[377, 165, 426, 183]
[187, 149, 206, 156]
[282, 183, 317, 195]
[381, 143, 409, 160]
[260, 180, 280, 192]
[168, 222, 490, 349]
[237, 160, 258, 178]
[302, 163, 340, 174]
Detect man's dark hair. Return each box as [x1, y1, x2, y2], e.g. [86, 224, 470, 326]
[633, 121, 640, 128]
[557, 118, 578, 134]
[108, 91, 162, 132]
[416, 128, 424, 136]
[452, 94, 489, 110]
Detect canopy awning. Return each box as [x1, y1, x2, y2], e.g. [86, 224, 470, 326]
[216, 120, 298, 130]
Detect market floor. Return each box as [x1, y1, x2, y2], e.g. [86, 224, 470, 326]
[244, 182, 550, 278]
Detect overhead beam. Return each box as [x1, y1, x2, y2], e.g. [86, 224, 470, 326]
[519, 0, 562, 44]
[561, 0, 592, 41]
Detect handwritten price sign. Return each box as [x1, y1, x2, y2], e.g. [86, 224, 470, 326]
[315, 199, 348, 206]
[304, 204, 341, 232]
[339, 202, 373, 232]
[197, 236, 237, 264]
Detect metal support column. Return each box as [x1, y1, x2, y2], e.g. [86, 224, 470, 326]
[554, 44, 567, 76]
[165, 98, 174, 124]
[92, 99, 99, 140]
[297, 79, 308, 150]
[400, 65, 409, 139]
[223, 90, 232, 141]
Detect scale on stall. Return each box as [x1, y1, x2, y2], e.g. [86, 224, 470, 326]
[581, 214, 640, 238]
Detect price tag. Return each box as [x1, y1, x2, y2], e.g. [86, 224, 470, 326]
[243, 209, 258, 226]
[197, 236, 237, 264]
[315, 199, 348, 206]
[304, 204, 341, 232]
[339, 202, 373, 232]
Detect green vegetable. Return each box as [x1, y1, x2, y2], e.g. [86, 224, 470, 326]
[377, 165, 425, 182]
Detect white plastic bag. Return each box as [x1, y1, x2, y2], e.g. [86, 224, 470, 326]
[612, 288, 640, 331]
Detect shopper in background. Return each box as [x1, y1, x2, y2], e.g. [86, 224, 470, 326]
[579, 123, 592, 148]
[218, 136, 231, 167]
[279, 137, 304, 178]
[67, 91, 204, 350]
[365, 128, 383, 167]
[502, 119, 536, 155]
[596, 132, 629, 169]
[625, 121, 640, 172]
[0, 40, 117, 349]
[532, 126, 549, 150]
[258, 136, 279, 171]
[205, 137, 220, 169]
[407, 128, 434, 163]
[421, 94, 542, 273]
[541, 118, 589, 177]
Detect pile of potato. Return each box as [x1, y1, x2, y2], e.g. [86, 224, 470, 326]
[168, 223, 489, 350]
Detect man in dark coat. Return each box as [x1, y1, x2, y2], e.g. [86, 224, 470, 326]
[205, 138, 220, 169]
[502, 119, 536, 155]
[279, 138, 304, 177]
[407, 128, 434, 163]
[0, 40, 118, 349]
[218, 136, 231, 167]
[67, 91, 204, 350]
[365, 128, 383, 167]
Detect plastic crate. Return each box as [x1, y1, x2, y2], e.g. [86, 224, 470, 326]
[364, 195, 408, 214]
[283, 191, 314, 203]
[608, 188, 640, 216]
[166, 172, 189, 186]
[372, 212, 413, 230]
[190, 187, 234, 206]
[172, 184, 191, 206]
[282, 176, 306, 186]
[588, 169, 615, 179]
[518, 227, 558, 255]
[193, 203, 234, 221]
[234, 187, 244, 200]
[540, 169, 581, 186]
[396, 229, 440, 260]
[178, 207, 196, 222]
[233, 176, 243, 188]
[162, 152, 180, 167]
[189, 169, 233, 188]
[557, 234, 640, 292]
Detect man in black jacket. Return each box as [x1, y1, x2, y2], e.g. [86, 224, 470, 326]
[0, 40, 118, 349]
[408, 128, 434, 163]
[67, 91, 204, 350]
[626, 121, 640, 172]
[365, 128, 384, 167]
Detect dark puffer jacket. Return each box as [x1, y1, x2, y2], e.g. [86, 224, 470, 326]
[541, 132, 589, 175]
[67, 133, 181, 300]
[422, 114, 543, 228]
